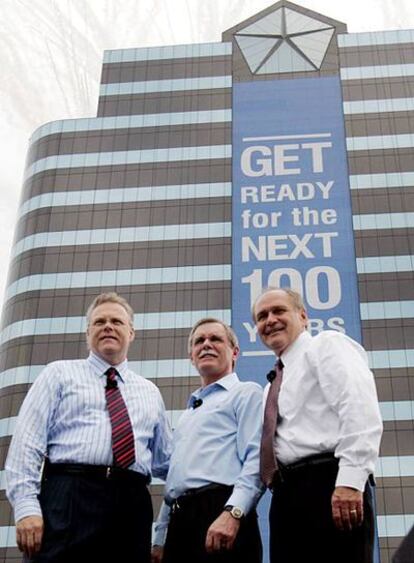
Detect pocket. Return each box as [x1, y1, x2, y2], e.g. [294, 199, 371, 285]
[39, 474, 75, 546]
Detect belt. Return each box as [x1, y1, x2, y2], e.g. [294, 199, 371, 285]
[44, 462, 150, 485]
[167, 483, 232, 513]
[274, 452, 337, 485]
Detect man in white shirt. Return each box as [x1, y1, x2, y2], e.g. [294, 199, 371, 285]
[253, 287, 383, 563]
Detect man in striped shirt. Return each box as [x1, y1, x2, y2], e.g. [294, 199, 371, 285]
[6, 292, 172, 562]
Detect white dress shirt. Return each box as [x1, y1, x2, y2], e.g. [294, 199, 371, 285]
[6, 352, 172, 522]
[264, 330, 383, 492]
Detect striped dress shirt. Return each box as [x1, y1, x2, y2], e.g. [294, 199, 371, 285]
[5, 351, 172, 522]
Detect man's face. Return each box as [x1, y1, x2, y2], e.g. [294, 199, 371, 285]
[190, 322, 239, 383]
[86, 302, 135, 365]
[254, 290, 308, 356]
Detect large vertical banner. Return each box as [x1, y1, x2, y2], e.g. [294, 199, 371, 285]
[232, 75, 380, 563]
[232, 76, 361, 380]
[232, 74, 369, 563]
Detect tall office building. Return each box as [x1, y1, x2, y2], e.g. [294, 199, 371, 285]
[0, 1, 413, 560]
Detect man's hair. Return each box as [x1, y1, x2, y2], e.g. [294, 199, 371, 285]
[86, 292, 134, 326]
[187, 317, 239, 353]
[252, 287, 306, 322]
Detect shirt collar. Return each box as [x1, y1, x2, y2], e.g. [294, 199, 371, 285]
[87, 351, 129, 381]
[187, 372, 239, 406]
[279, 329, 311, 368]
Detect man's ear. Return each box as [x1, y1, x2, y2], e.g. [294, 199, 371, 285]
[189, 350, 195, 366]
[232, 346, 240, 363]
[129, 327, 135, 342]
[300, 308, 308, 326]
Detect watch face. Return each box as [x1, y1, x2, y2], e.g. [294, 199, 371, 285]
[231, 507, 243, 519]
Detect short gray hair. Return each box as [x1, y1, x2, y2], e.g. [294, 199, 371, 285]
[252, 287, 306, 322]
[188, 317, 239, 353]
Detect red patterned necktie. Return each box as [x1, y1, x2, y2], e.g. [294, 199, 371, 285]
[105, 367, 136, 468]
[260, 359, 284, 488]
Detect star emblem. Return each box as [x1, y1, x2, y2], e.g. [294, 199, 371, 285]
[234, 6, 335, 74]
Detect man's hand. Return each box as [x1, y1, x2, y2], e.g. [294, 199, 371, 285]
[205, 511, 241, 553]
[151, 544, 164, 563]
[16, 515, 44, 557]
[331, 486, 363, 531]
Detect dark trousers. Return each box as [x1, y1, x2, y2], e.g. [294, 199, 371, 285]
[269, 455, 376, 563]
[26, 468, 153, 562]
[163, 485, 262, 563]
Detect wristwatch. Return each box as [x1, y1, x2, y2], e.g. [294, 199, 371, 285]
[224, 505, 244, 519]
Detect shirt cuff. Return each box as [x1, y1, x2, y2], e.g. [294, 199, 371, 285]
[14, 498, 42, 523]
[336, 465, 369, 492]
[225, 488, 257, 515]
[152, 521, 168, 546]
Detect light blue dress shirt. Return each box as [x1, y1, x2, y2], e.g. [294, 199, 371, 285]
[6, 351, 172, 522]
[153, 372, 263, 545]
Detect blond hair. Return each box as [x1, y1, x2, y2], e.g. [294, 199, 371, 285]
[86, 292, 134, 326]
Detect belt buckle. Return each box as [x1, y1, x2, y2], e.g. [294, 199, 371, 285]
[106, 467, 112, 479]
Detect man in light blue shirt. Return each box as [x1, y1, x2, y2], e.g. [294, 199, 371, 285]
[6, 292, 171, 562]
[152, 318, 263, 563]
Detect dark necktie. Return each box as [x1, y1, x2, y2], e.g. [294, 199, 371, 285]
[105, 367, 136, 468]
[260, 359, 284, 488]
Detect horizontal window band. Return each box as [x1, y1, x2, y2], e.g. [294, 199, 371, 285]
[0, 309, 231, 347]
[343, 97, 414, 115]
[1, 295, 411, 338]
[4, 264, 231, 302]
[353, 212, 414, 230]
[0, 360, 200, 391]
[30, 109, 232, 145]
[356, 255, 414, 274]
[376, 456, 414, 478]
[377, 514, 414, 539]
[25, 144, 232, 180]
[341, 63, 414, 80]
[368, 349, 414, 370]
[360, 301, 414, 320]
[11, 209, 410, 259]
[381, 401, 414, 421]
[350, 171, 414, 190]
[11, 222, 232, 260]
[19, 179, 411, 220]
[0, 299, 412, 357]
[18, 183, 232, 218]
[103, 42, 232, 64]
[96, 88, 232, 120]
[338, 29, 414, 48]
[4, 256, 414, 287]
[0, 397, 411, 440]
[0, 345, 413, 395]
[99, 75, 232, 97]
[0, 348, 413, 396]
[23, 159, 232, 202]
[6, 239, 231, 289]
[16, 198, 231, 242]
[347, 133, 414, 151]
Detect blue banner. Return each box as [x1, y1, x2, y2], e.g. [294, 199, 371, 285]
[232, 75, 361, 381]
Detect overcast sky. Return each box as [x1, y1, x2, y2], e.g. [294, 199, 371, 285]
[0, 0, 412, 311]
